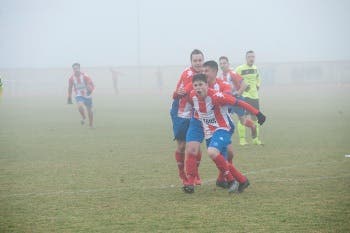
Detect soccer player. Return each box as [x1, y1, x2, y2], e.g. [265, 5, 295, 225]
[67, 63, 95, 128]
[180, 60, 234, 189]
[183, 73, 266, 194]
[235, 50, 263, 145]
[203, 60, 253, 188]
[219, 56, 257, 146]
[170, 49, 204, 186]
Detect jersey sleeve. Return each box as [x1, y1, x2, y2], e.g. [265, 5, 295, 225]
[236, 99, 259, 115]
[212, 91, 238, 106]
[220, 80, 232, 94]
[234, 66, 242, 76]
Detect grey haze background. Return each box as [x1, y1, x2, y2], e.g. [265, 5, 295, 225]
[0, 0, 350, 68]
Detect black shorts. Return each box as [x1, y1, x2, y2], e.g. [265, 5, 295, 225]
[244, 98, 260, 113]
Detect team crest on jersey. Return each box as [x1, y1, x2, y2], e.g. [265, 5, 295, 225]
[214, 92, 224, 98]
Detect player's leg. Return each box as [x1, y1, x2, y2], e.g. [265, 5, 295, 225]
[208, 130, 240, 193]
[245, 98, 262, 145]
[185, 117, 204, 186]
[84, 98, 94, 127]
[75, 97, 86, 125]
[175, 140, 187, 184]
[232, 104, 248, 146]
[170, 101, 190, 186]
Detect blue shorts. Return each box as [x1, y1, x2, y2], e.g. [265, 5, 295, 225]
[206, 129, 233, 160]
[170, 99, 190, 141]
[228, 96, 245, 117]
[186, 117, 204, 143]
[75, 96, 92, 108]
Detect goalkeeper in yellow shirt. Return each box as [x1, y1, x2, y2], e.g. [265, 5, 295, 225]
[235, 51, 263, 145]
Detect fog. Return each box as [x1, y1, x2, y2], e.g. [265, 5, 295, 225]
[1, 0, 350, 69]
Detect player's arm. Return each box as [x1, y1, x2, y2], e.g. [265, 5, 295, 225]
[214, 92, 266, 125]
[172, 74, 186, 99]
[236, 80, 248, 96]
[231, 72, 247, 96]
[256, 71, 261, 91]
[173, 81, 192, 99]
[85, 76, 95, 96]
[67, 78, 73, 104]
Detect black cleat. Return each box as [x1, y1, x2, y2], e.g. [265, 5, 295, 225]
[182, 185, 194, 194]
[228, 180, 239, 194]
[216, 180, 229, 189]
[238, 179, 250, 193]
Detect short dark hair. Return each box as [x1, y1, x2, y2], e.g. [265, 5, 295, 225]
[219, 56, 229, 62]
[192, 73, 207, 83]
[190, 49, 204, 61]
[72, 62, 80, 68]
[246, 50, 254, 56]
[203, 60, 218, 71]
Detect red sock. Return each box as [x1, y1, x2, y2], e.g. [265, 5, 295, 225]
[244, 119, 255, 128]
[228, 163, 247, 183]
[175, 151, 186, 181]
[185, 154, 197, 185]
[212, 155, 234, 182]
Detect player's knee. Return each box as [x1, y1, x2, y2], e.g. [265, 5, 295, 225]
[177, 141, 186, 153]
[207, 147, 219, 160]
[185, 142, 200, 155]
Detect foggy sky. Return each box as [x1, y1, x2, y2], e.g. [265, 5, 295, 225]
[1, 0, 350, 68]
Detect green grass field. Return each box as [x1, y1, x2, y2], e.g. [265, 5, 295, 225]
[1, 85, 350, 232]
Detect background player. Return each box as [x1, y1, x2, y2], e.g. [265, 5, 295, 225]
[235, 50, 263, 145]
[219, 56, 257, 146]
[67, 63, 95, 128]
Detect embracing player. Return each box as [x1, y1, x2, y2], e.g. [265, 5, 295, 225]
[183, 73, 266, 193]
[170, 49, 204, 186]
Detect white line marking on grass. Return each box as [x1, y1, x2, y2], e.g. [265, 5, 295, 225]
[0, 160, 348, 198]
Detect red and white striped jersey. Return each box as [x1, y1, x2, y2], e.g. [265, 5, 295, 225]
[219, 70, 243, 93]
[172, 67, 199, 118]
[189, 88, 235, 139]
[68, 73, 94, 98]
[189, 88, 259, 139]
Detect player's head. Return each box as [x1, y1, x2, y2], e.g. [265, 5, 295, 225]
[246, 50, 255, 66]
[192, 73, 208, 97]
[219, 56, 230, 72]
[190, 49, 204, 73]
[203, 60, 218, 83]
[72, 62, 81, 76]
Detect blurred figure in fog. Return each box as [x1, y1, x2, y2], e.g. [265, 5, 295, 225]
[110, 67, 121, 95]
[67, 63, 95, 128]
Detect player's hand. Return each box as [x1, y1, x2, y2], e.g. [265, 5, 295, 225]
[176, 87, 186, 96]
[256, 112, 266, 125]
[67, 97, 73, 104]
